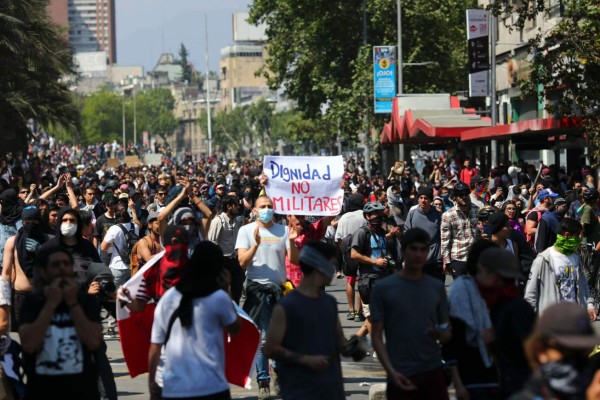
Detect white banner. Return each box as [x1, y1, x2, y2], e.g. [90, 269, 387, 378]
[263, 155, 344, 216]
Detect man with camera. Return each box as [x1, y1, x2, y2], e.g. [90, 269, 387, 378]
[351, 201, 398, 337]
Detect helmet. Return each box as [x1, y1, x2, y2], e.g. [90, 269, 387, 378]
[363, 201, 385, 214]
[583, 188, 599, 203]
[477, 206, 497, 220]
[453, 182, 470, 196]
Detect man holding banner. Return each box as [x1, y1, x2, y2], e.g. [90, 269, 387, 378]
[235, 195, 300, 399]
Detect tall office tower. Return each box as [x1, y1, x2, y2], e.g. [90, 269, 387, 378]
[48, 0, 117, 64]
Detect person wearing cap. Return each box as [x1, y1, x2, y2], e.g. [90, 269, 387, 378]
[475, 247, 535, 397]
[264, 241, 347, 400]
[371, 228, 451, 399]
[525, 218, 596, 319]
[534, 196, 568, 254]
[335, 193, 368, 322]
[207, 195, 245, 304]
[525, 188, 558, 245]
[404, 187, 444, 281]
[441, 181, 481, 278]
[488, 212, 520, 258]
[581, 188, 600, 250]
[512, 302, 600, 399]
[351, 201, 396, 336]
[235, 195, 299, 398]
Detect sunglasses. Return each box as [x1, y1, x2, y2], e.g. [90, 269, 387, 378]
[157, 192, 166, 196]
[20, 190, 29, 194]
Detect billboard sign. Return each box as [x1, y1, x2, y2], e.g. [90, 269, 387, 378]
[466, 10, 490, 97]
[373, 46, 397, 114]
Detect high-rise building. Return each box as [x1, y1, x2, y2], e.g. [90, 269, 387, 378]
[48, 0, 117, 64]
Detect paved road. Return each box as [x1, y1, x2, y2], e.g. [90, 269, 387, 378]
[107, 276, 391, 399]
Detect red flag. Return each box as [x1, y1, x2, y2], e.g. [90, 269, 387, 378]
[117, 251, 260, 388]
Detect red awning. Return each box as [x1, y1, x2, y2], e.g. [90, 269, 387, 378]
[461, 117, 583, 141]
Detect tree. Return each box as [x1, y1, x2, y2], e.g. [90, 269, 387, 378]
[271, 110, 334, 154]
[247, 98, 275, 153]
[178, 43, 193, 84]
[249, 0, 476, 140]
[80, 89, 123, 144]
[0, 0, 79, 154]
[490, 0, 600, 167]
[135, 88, 179, 144]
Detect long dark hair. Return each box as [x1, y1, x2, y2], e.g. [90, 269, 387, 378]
[175, 241, 225, 328]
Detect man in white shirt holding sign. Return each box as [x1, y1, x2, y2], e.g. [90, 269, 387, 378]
[235, 195, 299, 399]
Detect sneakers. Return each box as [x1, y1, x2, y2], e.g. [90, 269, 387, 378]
[258, 380, 271, 400]
[346, 311, 356, 320]
[336, 271, 344, 279]
[354, 312, 366, 322]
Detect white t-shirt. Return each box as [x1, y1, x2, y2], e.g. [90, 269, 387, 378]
[151, 288, 237, 398]
[103, 222, 139, 270]
[235, 222, 289, 285]
[548, 247, 580, 303]
[334, 210, 367, 241]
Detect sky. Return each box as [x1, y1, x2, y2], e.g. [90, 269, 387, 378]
[115, 0, 251, 73]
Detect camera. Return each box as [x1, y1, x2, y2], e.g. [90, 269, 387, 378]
[384, 255, 397, 269]
[95, 274, 117, 302]
[84, 262, 117, 302]
[342, 335, 368, 362]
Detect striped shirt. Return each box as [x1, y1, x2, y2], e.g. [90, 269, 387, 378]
[441, 205, 481, 264]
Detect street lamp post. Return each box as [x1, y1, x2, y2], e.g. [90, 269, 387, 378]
[397, 0, 405, 162]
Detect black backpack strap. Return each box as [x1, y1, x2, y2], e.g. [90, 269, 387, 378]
[163, 307, 180, 345]
[113, 223, 131, 255]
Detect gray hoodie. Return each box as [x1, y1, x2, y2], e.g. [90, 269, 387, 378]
[524, 247, 594, 314]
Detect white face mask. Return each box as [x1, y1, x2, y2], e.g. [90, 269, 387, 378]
[61, 223, 77, 237]
[521, 189, 528, 196]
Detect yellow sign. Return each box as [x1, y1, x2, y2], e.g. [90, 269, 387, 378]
[125, 156, 142, 167]
[106, 158, 120, 169]
[379, 58, 390, 69]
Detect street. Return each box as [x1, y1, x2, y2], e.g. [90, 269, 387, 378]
[106, 276, 392, 399]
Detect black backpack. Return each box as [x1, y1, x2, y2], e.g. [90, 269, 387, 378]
[340, 226, 371, 277]
[113, 223, 140, 265]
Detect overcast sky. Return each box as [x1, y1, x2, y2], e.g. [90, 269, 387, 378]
[115, 0, 251, 73]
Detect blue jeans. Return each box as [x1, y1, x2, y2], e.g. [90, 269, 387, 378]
[109, 267, 131, 289]
[250, 290, 277, 383]
[0, 222, 19, 272]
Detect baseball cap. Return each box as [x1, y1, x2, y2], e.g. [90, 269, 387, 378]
[541, 167, 551, 176]
[200, 183, 209, 192]
[118, 192, 129, 199]
[119, 184, 129, 191]
[477, 248, 524, 280]
[216, 183, 225, 190]
[538, 189, 559, 200]
[299, 245, 336, 279]
[487, 212, 509, 235]
[554, 197, 567, 206]
[147, 212, 159, 223]
[537, 302, 600, 350]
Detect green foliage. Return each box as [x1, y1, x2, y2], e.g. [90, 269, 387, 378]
[249, 0, 476, 140]
[0, 0, 79, 154]
[77, 88, 178, 146]
[491, 0, 600, 167]
[135, 88, 179, 143]
[178, 43, 193, 84]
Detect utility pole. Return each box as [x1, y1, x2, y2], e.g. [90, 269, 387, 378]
[490, 1, 498, 168]
[205, 14, 213, 157]
[362, 0, 371, 178]
[397, 0, 405, 162]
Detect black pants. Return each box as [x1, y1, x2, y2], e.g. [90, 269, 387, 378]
[11, 290, 30, 332]
[423, 262, 445, 282]
[448, 260, 467, 279]
[164, 390, 231, 400]
[96, 340, 117, 400]
[223, 256, 245, 305]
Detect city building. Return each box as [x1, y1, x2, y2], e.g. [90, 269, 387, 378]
[48, 0, 117, 64]
[218, 12, 276, 111]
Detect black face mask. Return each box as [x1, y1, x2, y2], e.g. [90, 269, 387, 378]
[540, 354, 590, 399]
[368, 216, 384, 231]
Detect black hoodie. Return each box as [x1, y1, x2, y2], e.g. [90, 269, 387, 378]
[39, 207, 101, 282]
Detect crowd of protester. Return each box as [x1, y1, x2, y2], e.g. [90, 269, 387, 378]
[1, 133, 600, 399]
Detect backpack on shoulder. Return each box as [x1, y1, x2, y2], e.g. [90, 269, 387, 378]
[114, 224, 140, 266]
[340, 226, 371, 278]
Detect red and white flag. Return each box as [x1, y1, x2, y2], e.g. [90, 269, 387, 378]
[117, 251, 260, 389]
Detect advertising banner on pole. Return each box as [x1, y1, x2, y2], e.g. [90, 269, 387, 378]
[373, 46, 397, 114]
[263, 156, 344, 216]
[466, 9, 490, 97]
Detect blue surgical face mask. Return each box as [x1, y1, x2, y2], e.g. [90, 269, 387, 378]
[258, 208, 274, 223]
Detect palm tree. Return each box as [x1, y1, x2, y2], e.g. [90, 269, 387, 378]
[0, 0, 79, 154]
